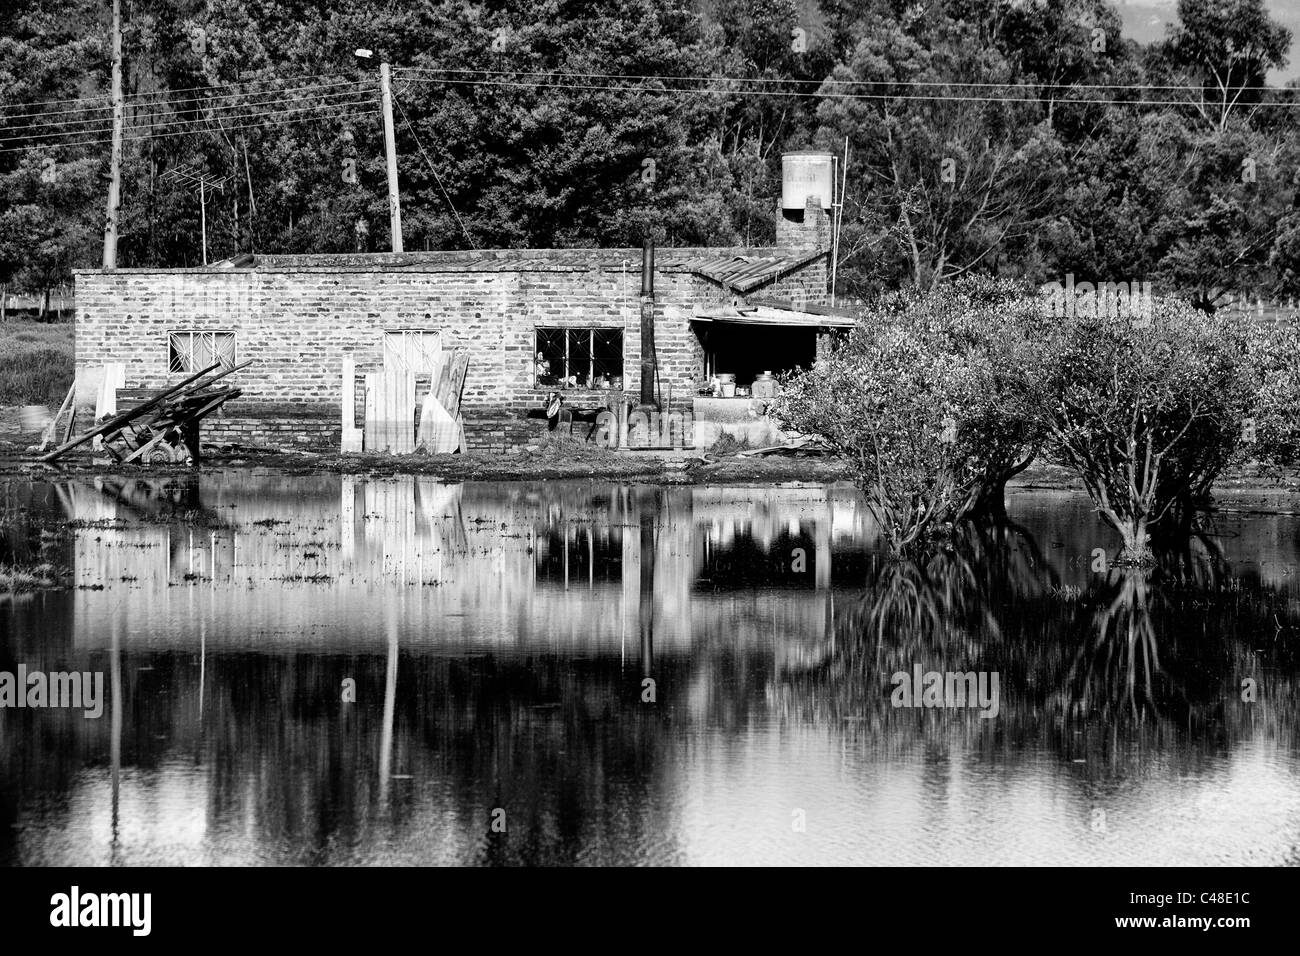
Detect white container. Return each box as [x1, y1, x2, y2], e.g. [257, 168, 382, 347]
[721, 382, 737, 398]
[782, 152, 835, 211]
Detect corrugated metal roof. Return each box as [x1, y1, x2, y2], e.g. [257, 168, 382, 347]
[692, 302, 855, 328]
[746, 296, 858, 319]
[663, 250, 827, 292]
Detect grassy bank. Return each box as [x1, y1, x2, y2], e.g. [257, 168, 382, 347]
[0, 318, 74, 406]
[0, 563, 60, 592]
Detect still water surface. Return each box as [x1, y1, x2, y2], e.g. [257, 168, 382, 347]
[2, 473, 1299, 865]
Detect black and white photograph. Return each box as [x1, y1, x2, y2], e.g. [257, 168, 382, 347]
[0, 0, 1297, 922]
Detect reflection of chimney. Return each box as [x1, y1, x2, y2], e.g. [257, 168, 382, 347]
[777, 151, 833, 252]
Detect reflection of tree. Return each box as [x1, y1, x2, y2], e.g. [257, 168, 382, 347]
[1055, 539, 1294, 731]
[844, 522, 1057, 673]
[778, 524, 1300, 759]
[1057, 570, 1178, 721]
[776, 523, 1058, 726]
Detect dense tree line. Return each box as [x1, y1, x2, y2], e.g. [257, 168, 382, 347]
[1, 0, 1297, 307]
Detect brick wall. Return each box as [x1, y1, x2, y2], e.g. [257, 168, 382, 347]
[74, 245, 828, 451]
[204, 415, 340, 450]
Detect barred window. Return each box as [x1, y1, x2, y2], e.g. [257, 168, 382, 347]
[168, 331, 236, 373]
[535, 328, 623, 387]
[383, 329, 442, 373]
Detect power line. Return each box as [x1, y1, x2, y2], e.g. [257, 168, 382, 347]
[393, 72, 1300, 109]
[3, 63, 1295, 159]
[392, 95, 475, 248]
[8, 64, 1295, 128]
[5, 65, 1296, 150]
[0, 69, 364, 113]
[0, 78, 368, 125]
[0, 101, 379, 155]
[0, 86, 375, 147]
[0, 90, 376, 148]
[397, 65, 1300, 96]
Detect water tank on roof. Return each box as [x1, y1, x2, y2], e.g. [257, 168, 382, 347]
[782, 151, 834, 211]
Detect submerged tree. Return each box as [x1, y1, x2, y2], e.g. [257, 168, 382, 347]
[1021, 296, 1256, 564]
[774, 278, 1044, 554]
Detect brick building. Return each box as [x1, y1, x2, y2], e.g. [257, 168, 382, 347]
[73, 153, 852, 452]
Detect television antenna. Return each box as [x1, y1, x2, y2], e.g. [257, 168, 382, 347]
[163, 163, 233, 265]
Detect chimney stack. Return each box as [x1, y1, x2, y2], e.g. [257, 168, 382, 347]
[776, 151, 833, 252]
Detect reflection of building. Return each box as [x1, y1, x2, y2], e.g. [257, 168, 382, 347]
[67, 478, 875, 662]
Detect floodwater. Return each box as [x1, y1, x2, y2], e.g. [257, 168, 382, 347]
[2, 473, 1299, 866]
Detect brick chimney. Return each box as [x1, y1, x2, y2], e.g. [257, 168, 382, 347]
[776, 151, 833, 252]
[775, 195, 831, 252]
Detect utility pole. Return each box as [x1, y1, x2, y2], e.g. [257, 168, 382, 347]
[379, 62, 403, 253]
[199, 179, 208, 264]
[102, 0, 123, 269]
[831, 137, 848, 307]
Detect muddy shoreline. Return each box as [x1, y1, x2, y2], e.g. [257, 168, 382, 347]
[5, 434, 1300, 513]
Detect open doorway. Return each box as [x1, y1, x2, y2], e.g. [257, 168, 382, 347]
[697, 322, 818, 387]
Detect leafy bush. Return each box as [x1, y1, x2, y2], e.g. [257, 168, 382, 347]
[774, 278, 1043, 554]
[1244, 322, 1300, 467]
[1019, 297, 1256, 563]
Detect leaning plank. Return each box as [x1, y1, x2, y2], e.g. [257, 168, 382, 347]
[733, 436, 820, 458]
[61, 407, 77, 444]
[430, 354, 453, 411]
[171, 359, 254, 399]
[363, 372, 380, 452]
[444, 352, 469, 419]
[37, 362, 222, 462]
[36, 382, 76, 451]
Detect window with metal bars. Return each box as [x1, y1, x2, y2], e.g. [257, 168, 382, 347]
[168, 331, 236, 373]
[534, 328, 623, 388]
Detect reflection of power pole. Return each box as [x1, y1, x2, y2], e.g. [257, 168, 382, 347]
[379, 610, 398, 805]
[639, 495, 656, 681]
[164, 165, 232, 265]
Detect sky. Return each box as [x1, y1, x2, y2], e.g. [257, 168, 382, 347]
[1114, 0, 1300, 83]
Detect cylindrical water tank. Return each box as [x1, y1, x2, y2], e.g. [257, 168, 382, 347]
[782, 151, 835, 211]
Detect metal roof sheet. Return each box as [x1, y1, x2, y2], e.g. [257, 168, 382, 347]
[691, 302, 855, 328]
[745, 296, 858, 320]
[662, 250, 827, 292]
